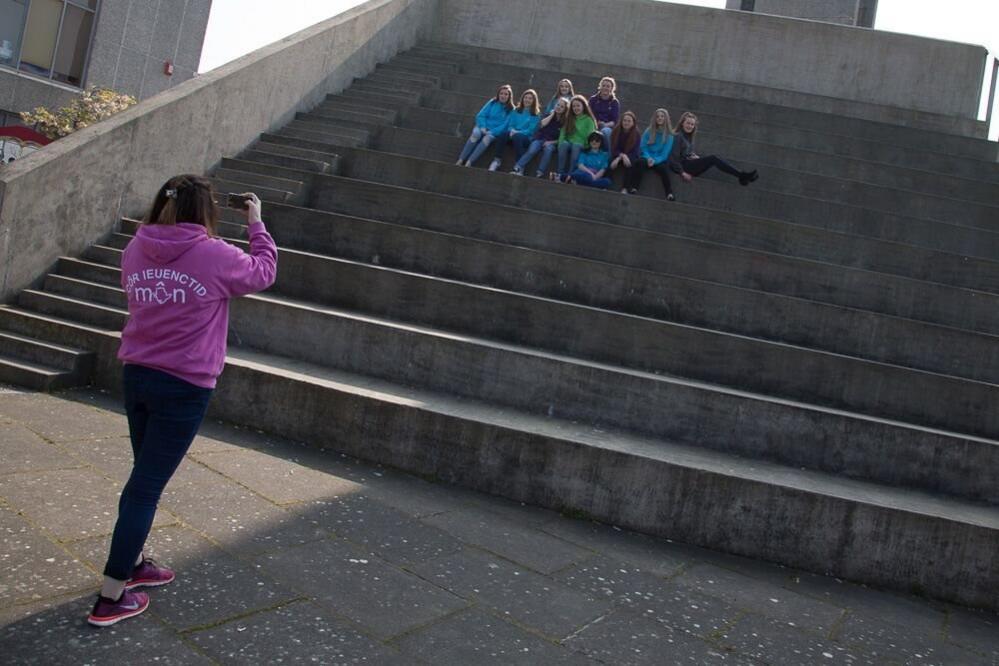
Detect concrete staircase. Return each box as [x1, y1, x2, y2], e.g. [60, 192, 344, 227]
[2, 41, 998, 611]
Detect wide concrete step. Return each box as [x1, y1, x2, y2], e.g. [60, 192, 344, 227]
[323, 152, 999, 335]
[204, 201, 999, 389]
[224, 292, 999, 500]
[93, 228, 999, 490]
[0, 355, 77, 391]
[17, 289, 127, 331]
[208, 176, 295, 205]
[307, 172, 999, 299]
[412, 83, 999, 187]
[56, 256, 119, 287]
[274, 126, 368, 149]
[45, 273, 124, 309]
[216, 347, 999, 612]
[238, 148, 335, 174]
[346, 88, 999, 207]
[398, 46, 999, 164]
[338, 139, 999, 260]
[246, 139, 342, 165]
[316, 108, 999, 232]
[0, 329, 89, 372]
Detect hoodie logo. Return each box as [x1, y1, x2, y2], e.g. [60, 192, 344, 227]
[126, 269, 208, 305]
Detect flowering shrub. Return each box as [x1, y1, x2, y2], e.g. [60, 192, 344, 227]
[20, 87, 137, 139]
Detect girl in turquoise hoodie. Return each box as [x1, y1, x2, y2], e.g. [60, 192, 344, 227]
[631, 108, 680, 200]
[488, 89, 542, 171]
[456, 84, 515, 167]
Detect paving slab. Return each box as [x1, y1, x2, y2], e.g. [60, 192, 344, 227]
[187, 599, 406, 664]
[562, 607, 749, 664]
[718, 613, 883, 665]
[255, 537, 469, 639]
[423, 506, 593, 574]
[160, 460, 332, 556]
[674, 562, 846, 634]
[946, 608, 999, 662]
[836, 611, 987, 664]
[190, 447, 364, 505]
[410, 547, 611, 639]
[0, 467, 176, 542]
[308, 493, 464, 566]
[540, 517, 690, 577]
[0, 391, 129, 442]
[554, 554, 741, 638]
[0, 503, 98, 604]
[0, 422, 83, 476]
[390, 606, 587, 664]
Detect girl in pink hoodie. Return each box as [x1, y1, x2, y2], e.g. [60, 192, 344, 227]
[88, 175, 277, 627]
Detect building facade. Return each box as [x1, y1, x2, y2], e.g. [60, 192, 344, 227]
[725, 0, 878, 27]
[1, 0, 212, 124]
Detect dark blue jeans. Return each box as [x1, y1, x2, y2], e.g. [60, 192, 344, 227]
[103, 364, 213, 580]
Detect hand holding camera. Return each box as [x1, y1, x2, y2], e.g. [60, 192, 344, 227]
[226, 192, 262, 224]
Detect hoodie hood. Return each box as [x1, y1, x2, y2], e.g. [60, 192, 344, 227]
[133, 222, 209, 263]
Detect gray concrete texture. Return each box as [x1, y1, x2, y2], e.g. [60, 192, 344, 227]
[3, 387, 996, 663]
[0, 0, 438, 303]
[727, 0, 866, 26]
[433, 0, 987, 120]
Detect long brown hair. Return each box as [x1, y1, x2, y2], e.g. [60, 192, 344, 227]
[144, 174, 219, 236]
[610, 110, 639, 154]
[494, 84, 515, 111]
[645, 108, 673, 145]
[517, 89, 541, 116]
[563, 94, 597, 137]
[676, 111, 699, 139]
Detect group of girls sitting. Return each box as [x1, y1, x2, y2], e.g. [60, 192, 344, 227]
[455, 77, 758, 200]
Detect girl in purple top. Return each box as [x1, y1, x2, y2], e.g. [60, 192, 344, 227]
[588, 76, 620, 150]
[608, 110, 641, 194]
[88, 176, 277, 627]
[511, 96, 569, 178]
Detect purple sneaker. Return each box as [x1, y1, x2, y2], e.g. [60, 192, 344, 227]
[88, 589, 149, 627]
[125, 557, 175, 590]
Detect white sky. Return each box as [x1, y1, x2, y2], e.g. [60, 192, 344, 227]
[198, 0, 999, 135]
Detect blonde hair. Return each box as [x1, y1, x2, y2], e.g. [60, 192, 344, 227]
[645, 108, 673, 145]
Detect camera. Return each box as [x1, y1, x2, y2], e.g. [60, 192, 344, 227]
[226, 192, 251, 210]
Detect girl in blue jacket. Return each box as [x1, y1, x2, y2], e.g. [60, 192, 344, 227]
[489, 89, 542, 171]
[631, 108, 681, 200]
[456, 85, 515, 167]
[568, 131, 612, 189]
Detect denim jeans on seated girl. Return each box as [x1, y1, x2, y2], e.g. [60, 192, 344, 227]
[515, 140, 558, 175]
[556, 141, 583, 177]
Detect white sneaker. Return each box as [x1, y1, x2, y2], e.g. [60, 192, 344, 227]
[488, 159, 501, 172]
[510, 168, 523, 176]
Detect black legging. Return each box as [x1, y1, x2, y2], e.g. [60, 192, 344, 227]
[627, 160, 673, 198]
[683, 155, 742, 179]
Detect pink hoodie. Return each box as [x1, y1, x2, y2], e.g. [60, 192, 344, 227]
[117, 221, 278, 388]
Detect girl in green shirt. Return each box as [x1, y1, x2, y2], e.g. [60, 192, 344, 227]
[554, 94, 597, 182]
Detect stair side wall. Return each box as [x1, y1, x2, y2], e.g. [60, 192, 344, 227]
[0, 0, 439, 303]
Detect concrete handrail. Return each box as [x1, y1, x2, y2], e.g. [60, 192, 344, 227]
[0, 0, 436, 302]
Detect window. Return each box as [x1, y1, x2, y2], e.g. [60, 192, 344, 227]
[0, 0, 98, 87]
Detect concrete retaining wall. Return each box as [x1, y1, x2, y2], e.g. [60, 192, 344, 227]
[434, 0, 986, 121]
[0, 0, 437, 303]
